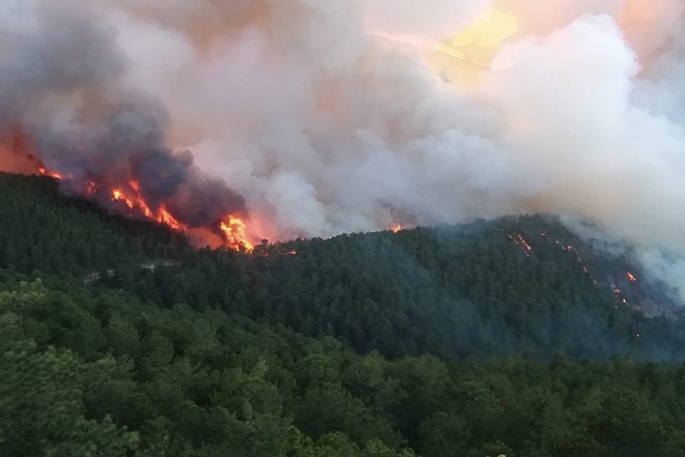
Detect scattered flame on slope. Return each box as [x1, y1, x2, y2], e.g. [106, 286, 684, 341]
[553, 241, 642, 310]
[38, 167, 63, 180]
[507, 231, 635, 302]
[392, 224, 402, 233]
[518, 235, 532, 251]
[37, 167, 256, 252]
[506, 232, 532, 257]
[613, 284, 638, 309]
[110, 184, 183, 231]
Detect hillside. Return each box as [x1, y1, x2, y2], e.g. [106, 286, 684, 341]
[0, 173, 189, 277]
[3, 172, 685, 456]
[2, 173, 682, 361]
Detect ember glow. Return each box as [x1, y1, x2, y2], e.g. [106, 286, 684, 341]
[518, 234, 532, 251]
[506, 232, 533, 257]
[627, 272, 638, 282]
[38, 167, 64, 180]
[110, 184, 183, 232]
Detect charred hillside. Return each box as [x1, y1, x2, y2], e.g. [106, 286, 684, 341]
[1, 173, 683, 362]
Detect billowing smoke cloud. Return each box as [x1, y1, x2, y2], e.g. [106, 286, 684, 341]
[364, 0, 489, 38]
[0, 0, 246, 232]
[2, 0, 685, 292]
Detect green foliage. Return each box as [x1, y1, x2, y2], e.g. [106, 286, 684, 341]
[2, 173, 685, 456]
[121, 216, 685, 361]
[0, 295, 137, 456]
[1, 173, 682, 362]
[0, 173, 187, 278]
[1, 276, 685, 456]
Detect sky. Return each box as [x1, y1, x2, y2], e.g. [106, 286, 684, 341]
[2, 0, 685, 295]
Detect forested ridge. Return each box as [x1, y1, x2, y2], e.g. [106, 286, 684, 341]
[2, 172, 685, 456]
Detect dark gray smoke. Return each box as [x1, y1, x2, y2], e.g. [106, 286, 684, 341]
[0, 1, 247, 230]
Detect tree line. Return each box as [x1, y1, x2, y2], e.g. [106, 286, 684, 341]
[2, 172, 685, 456]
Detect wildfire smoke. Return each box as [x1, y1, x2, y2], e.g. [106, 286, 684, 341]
[1, 0, 685, 291]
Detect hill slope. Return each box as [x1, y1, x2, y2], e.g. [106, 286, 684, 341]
[0, 172, 188, 277]
[112, 218, 685, 360]
[1, 172, 683, 361]
[3, 172, 685, 456]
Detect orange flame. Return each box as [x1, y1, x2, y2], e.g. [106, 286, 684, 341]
[38, 165, 256, 252]
[38, 167, 64, 180]
[110, 185, 183, 231]
[219, 216, 255, 252]
[518, 235, 532, 251]
[392, 224, 402, 233]
[627, 272, 637, 282]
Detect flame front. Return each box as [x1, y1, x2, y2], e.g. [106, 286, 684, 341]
[38, 167, 256, 252]
[219, 216, 255, 252]
[38, 167, 64, 180]
[110, 184, 183, 231]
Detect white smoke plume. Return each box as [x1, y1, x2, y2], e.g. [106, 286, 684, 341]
[2, 0, 685, 293]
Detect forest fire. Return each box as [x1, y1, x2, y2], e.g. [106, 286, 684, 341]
[219, 217, 255, 252]
[392, 224, 403, 233]
[627, 272, 637, 282]
[37, 167, 257, 252]
[37, 167, 63, 180]
[507, 233, 532, 257]
[518, 235, 532, 251]
[110, 185, 183, 231]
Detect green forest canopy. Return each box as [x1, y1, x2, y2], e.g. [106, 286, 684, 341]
[1, 172, 684, 457]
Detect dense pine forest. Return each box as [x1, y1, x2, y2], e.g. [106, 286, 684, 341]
[2, 172, 685, 457]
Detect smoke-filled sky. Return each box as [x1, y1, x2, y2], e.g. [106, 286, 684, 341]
[1, 1, 685, 260]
